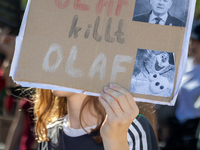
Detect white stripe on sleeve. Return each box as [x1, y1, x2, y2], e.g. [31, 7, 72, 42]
[127, 133, 133, 150]
[129, 124, 140, 150]
[134, 119, 148, 150]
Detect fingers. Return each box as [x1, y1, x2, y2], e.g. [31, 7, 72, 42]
[99, 95, 121, 118]
[103, 86, 132, 113]
[109, 84, 138, 110]
[99, 84, 139, 144]
[99, 84, 139, 118]
[99, 91, 124, 118]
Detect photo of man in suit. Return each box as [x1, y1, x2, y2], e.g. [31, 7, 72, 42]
[132, 0, 185, 27]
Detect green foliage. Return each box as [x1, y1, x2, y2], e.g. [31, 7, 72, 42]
[195, 0, 200, 18]
[21, 0, 28, 10]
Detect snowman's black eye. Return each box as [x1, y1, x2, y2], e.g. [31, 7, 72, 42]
[155, 82, 160, 86]
[153, 74, 157, 78]
[160, 86, 164, 89]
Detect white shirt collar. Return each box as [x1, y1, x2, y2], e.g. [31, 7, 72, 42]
[63, 115, 97, 137]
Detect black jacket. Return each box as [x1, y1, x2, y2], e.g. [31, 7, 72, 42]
[133, 11, 185, 27]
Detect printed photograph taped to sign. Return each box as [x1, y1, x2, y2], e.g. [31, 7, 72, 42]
[132, 0, 189, 27]
[13, 0, 191, 103]
[130, 49, 175, 97]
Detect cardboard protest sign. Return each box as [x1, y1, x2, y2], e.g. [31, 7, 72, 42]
[10, 0, 196, 105]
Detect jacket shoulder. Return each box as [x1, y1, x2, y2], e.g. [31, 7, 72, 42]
[167, 14, 185, 27]
[132, 12, 150, 22]
[127, 115, 159, 150]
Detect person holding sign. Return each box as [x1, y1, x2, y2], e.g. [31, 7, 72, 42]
[132, 0, 185, 27]
[35, 84, 159, 150]
[162, 21, 200, 150]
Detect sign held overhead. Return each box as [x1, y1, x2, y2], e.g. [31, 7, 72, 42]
[10, 0, 196, 105]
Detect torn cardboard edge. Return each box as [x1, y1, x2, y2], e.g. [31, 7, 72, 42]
[10, 0, 196, 106]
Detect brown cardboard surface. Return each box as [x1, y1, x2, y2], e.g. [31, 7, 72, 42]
[14, 0, 188, 103]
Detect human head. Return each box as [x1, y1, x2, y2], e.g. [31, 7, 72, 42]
[189, 21, 200, 64]
[51, 90, 83, 98]
[150, 0, 173, 16]
[34, 89, 106, 143]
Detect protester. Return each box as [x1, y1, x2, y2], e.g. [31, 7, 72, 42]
[162, 21, 200, 150]
[5, 96, 38, 150]
[0, 28, 16, 89]
[0, 27, 159, 150]
[0, 28, 38, 150]
[34, 84, 159, 150]
[0, 28, 16, 116]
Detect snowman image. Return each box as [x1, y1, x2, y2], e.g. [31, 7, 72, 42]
[131, 49, 175, 96]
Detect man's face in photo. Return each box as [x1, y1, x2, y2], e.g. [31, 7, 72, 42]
[150, 0, 173, 16]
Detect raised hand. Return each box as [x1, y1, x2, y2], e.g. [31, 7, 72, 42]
[99, 84, 139, 150]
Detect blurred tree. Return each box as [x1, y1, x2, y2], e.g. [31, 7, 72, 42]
[20, 0, 28, 10]
[195, 0, 200, 19]
[0, 0, 21, 34]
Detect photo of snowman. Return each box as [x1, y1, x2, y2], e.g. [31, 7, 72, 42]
[130, 48, 175, 97]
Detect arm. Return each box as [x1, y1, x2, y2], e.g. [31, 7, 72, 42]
[99, 84, 139, 150]
[5, 102, 25, 150]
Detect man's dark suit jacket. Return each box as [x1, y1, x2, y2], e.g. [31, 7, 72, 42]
[132, 11, 185, 27]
